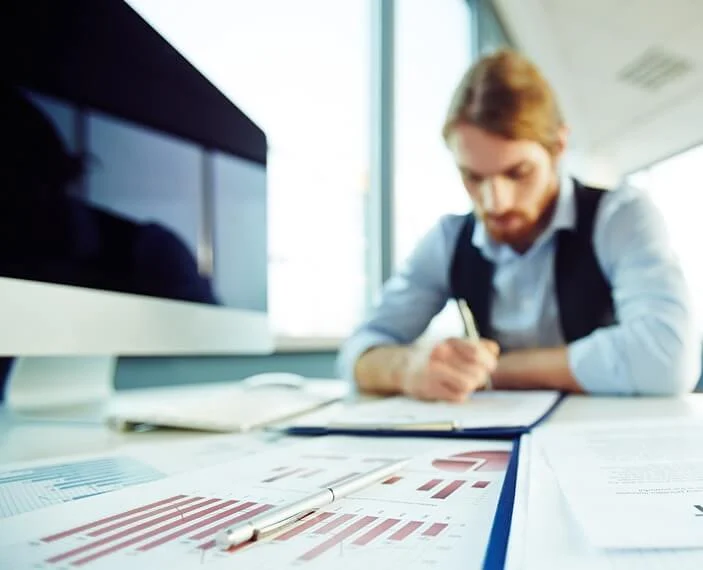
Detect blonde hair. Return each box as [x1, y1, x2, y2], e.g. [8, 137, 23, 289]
[442, 49, 564, 154]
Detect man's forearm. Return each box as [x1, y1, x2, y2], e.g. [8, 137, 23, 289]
[492, 347, 585, 393]
[353, 345, 410, 395]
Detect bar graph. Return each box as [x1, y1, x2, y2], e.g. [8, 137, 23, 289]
[0, 439, 514, 569]
[318, 472, 361, 488]
[34, 494, 273, 566]
[431, 450, 511, 473]
[23, 494, 452, 567]
[287, 511, 447, 561]
[432, 480, 466, 500]
[0, 457, 164, 518]
[382, 476, 402, 485]
[415, 477, 489, 496]
[262, 467, 307, 483]
[261, 467, 326, 483]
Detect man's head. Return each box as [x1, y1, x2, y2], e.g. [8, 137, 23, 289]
[443, 50, 568, 251]
[1, 85, 84, 200]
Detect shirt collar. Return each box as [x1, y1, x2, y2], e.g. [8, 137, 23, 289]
[471, 174, 577, 261]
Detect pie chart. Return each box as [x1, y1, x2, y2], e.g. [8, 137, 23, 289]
[431, 450, 510, 472]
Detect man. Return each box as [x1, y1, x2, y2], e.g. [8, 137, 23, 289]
[338, 50, 700, 401]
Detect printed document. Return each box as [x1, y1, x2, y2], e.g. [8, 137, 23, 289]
[505, 432, 703, 569]
[537, 419, 703, 549]
[0, 432, 288, 518]
[0, 436, 513, 570]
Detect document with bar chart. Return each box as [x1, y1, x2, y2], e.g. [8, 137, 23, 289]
[0, 436, 513, 569]
[0, 432, 287, 518]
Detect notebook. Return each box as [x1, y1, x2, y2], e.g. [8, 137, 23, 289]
[106, 374, 344, 433]
[284, 390, 564, 439]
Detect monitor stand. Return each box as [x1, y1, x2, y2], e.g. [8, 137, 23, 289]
[5, 356, 116, 419]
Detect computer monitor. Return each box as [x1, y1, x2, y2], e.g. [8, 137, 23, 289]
[1, 0, 273, 410]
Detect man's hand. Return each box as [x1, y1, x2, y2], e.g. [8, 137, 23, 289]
[401, 338, 500, 402]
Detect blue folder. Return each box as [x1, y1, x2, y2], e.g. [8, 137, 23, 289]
[284, 393, 564, 440]
[483, 436, 521, 570]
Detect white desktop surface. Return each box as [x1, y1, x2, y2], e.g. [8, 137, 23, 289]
[2, 386, 703, 464]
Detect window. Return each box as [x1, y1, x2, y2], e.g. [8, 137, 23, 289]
[627, 143, 703, 330]
[127, 0, 370, 339]
[393, 0, 473, 337]
[475, 0, 513, 56]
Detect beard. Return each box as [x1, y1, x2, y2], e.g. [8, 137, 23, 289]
[484, 212, 534, 245]
[479, 183, 559, 252]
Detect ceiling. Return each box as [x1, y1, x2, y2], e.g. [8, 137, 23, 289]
[493, 0, 703, 181]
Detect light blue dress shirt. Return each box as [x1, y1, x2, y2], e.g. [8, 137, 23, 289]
[338, 178, 701, 395]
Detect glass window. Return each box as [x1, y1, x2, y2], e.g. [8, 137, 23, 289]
[393, 0, 473, 337]
[626, 143, 703, 330]
[476, 0, 513, 55]
[127, 0, 370, 339]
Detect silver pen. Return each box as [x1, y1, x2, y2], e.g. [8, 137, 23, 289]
[457, 298, 480, 341]
[457, 298, 493, 390]
[215, 458, 409, 549]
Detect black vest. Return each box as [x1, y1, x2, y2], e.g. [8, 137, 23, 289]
[449, 180, 616, 344]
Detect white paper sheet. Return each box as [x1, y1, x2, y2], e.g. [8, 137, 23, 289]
[503, 434, 530, 570]
[294, 390, 561, 430]
[0, 436, 513, 570]
[537, 419, 703, 549]
[506, 432, 703, 569]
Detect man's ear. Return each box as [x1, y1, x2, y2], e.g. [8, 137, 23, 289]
[554, 124, 570, 159]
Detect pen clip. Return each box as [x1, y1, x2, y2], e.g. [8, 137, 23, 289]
[253, 509, 317, 541]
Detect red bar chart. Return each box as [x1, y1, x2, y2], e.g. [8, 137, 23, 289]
[32, 493, 453, 567]
[38, 495, 272, 566]
[415, 477, 489, 497]
[417, 478, 442, 491]
[431, 450, 511, 473]
[432, 480, 466, 500]
[382, 476, 402, 485]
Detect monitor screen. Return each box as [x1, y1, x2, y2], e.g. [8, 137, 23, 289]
[0, 0, 274, 406]
[1, 88, 268, 313]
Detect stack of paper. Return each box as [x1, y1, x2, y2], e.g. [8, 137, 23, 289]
[507, 420, 703, 568]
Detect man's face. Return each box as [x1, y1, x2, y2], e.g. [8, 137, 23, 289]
[448, 124, 564, 251]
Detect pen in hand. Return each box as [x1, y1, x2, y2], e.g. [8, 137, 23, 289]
[457, 298, 480, 341]
[457, 298, 493, 390]
[215, 458, 409, 550]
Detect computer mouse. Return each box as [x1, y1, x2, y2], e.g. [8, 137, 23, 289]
[241, 372, 305, 389]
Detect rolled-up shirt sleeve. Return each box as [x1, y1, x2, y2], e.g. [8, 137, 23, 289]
[568, 186, 701, 395]
[336, 216, 461, 382]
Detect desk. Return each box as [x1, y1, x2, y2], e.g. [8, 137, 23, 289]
[0, 379, 347, 463]
[2, 387, 703, 568]
[4, 388, 703, 464]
